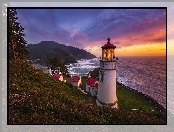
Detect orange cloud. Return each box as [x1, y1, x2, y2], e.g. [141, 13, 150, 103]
[116, 43, 166, 56]
[85, 37, 166, 57]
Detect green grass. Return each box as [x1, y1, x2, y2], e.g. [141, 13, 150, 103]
[9, 60, 166, 124]
[116, 82, 165, 113]
[80, 77, 156, 111]
[117, 86, 155, 111]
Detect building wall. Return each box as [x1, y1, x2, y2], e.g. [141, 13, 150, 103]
[78, 81, 81, 87]
[71, 82, 78, 87]
[97, 61, 118, 108]
[100, 61, 116, 70]
[90, 87, 97, 96]
[43, 68, 52, 75]
[71, 81, 81, 87]
[89, 87, 93, 95]
[86, 84, 90, 92]
[59, 76, 63, 81]
[79, 77, 82, 84]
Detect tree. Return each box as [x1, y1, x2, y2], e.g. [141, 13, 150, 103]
[48, 57, 69, 75]
[8, 8, 29, 61]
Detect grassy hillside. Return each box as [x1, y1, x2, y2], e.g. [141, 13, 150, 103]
[116, 82, 165, 111]
[9, 60, 166, 124]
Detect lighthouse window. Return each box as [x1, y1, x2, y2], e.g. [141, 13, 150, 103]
[106, 49, 112, 61]
[100, 71, 104, 82]
[103, 50, 107, 60]
[101, 74, 104, 82]
[103, 49, 112, 61]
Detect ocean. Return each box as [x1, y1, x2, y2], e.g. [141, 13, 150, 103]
[116, 56, 166, 109]
[66, 56, 168, 112]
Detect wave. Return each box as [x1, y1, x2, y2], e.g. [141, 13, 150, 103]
[66, 56, 170, 113]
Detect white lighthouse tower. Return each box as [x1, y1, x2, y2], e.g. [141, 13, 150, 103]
[96, 38, 118, 109]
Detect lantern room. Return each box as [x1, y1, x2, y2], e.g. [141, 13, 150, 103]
[101, 38, 116, 61]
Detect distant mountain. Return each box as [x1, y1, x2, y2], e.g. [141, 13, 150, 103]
[27, 41, 96, 65]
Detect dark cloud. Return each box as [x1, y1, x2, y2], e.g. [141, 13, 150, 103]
[15, 8, 166, 48]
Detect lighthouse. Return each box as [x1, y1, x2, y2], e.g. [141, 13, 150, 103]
[96, 38, 118, 109]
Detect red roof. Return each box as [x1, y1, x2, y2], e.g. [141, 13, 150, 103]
[102, 38, 116, 48]
[70, 76, 80, 82]
[86, 77, 96, 87]
[102, 42, 115, 48]
[53, 74, 61, 79]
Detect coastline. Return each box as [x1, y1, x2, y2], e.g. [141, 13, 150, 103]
[116, 82, 166, 112]
[79, 79, 166, 113]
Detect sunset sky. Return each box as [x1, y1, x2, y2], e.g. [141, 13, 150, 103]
[10, 4, 168, 57]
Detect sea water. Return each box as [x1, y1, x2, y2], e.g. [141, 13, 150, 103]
[66, 56, 169, 113]
[117, 56, 166, 109]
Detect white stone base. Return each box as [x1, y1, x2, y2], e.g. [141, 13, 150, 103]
[96, 99, 118, 109]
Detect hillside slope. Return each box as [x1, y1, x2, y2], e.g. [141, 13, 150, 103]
[27, 41, 96, 65]
[9, 60, 166, 124]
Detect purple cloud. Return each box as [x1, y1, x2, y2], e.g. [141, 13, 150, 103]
[14, 8, 166, 49]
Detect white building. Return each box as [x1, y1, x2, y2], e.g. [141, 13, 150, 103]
[90, 81, 98, 96]
[85, 73, 91, 92]
[43, 67, 52, 75]
[53, 74, 64, 81]
[96, 38, 118, 109]
[70, 75, 82, 87]
[86, 77, 98, 96]
[32, 64, 52, 75]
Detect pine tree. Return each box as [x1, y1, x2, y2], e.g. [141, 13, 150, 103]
[8, 8, 29, 61]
